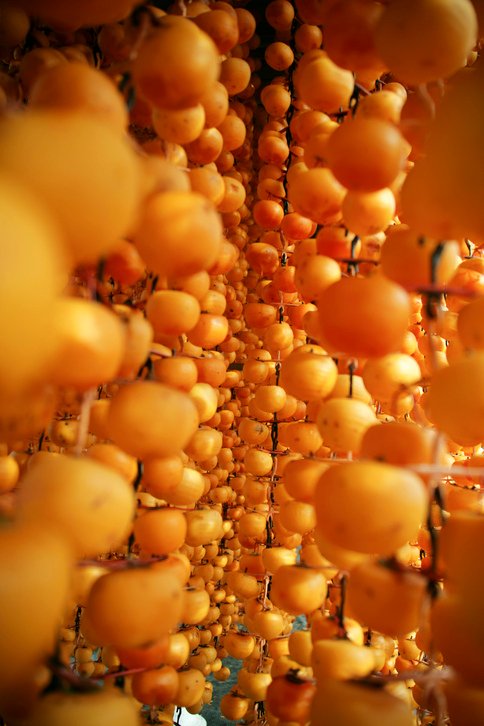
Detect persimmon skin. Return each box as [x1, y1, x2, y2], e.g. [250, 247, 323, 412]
[134, 507, 187, 556]
[280, 350, 338, 401]
[115, 635, 170, 669]
[266, 674, 316, 724]
[346, 559, 427, 637]
[86, 566, 184, 648]
[28, 62, 128, 131]
[132, 15, 219, 110]
[374, 0, 478, 85]
[326, 117, 407, 192]
[0, 523, 73, 719]
[0, 110, 141, 265]
[318, 275, 411, 358]
[131, 666, 179, 707]
[270, 564, 327, 615]
[19, 688, 141, 726]
[314, 461, 427, 555]
[135, 191, 223, 279]
[310, 678, 415, 726]
[16, 455, 135, 558]
[427, 352, 484, 446]
[146, 290, 201, 338]
[107, 381, 199, 460]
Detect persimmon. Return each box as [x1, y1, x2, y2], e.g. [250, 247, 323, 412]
[0, 455, 19, 493]
[200, 81, 229, 128]
[152, 104, 205, 145]
[358, 89, 405, 125]
[295, 23, 323, 52]
[294, 254, 342, 302]
[131, 666, 179, 707]
[279, 421, 323, 456]
[147, 290, 201, 338]
[280, 349, 338, 401]
[220, 691, 250, 720]
[187, 313, 229, 349]
[17, 455, 135, 557]
[279, 500, 316, 534]
[311, 639, 376, 681]
[175, 668, 206, 708]
[457, 296, 484, 350]
[0, 110, 140, 265]
[311, 678, 415, 725]
[190, 382, 218, 422]
[193, 8, 239, 54]
[427, 352, 484, 445]
[115, 636, 170, 670]
[291, 110, 335, 143]
[438, 510, 484, 586]
[283, 459, 330, 502]
[253, 199, 284, 229]
[261, 546, 298, 574]
[270, 564, 327, 615]
[374, 0, 477, 84]
[288, 167, 345, 224]
[157, 467, 205, 507]
[189, 166, 225, 206]
[265, 0, 294, 30]
[219, 57, 251, 96]
[48, 298, 126, 391]
[135, 191, 223, 278]
[0, 175, 65, 396]
[315, 461, 427, 555]
[134, 507, 187, 556]
[318, 275, 411, 358]
[104, 240, 146, 287]
[28, 62, 128, 131]
[431, 592, 484, 687]
[185, 508, 223, 546]
[87, 565, 184, 648]
[326, 117, 407, 193]
[360, 421, 440, 467]
[181, 587, 211, 625]
[218, 176, 246, 212]
[244, 448, 273, 476]
[17, 0, 139, 29]
[362, 353, 421, 403]
[347, 559, 427, 636]
[380, 226, 460, 289]
[153, 356, 198, 392]
[141, 456, 183, 500]
[296, 53, 354, 114]
[194, 356, 227, 386]
[322, 0, 386, 74]
[254, 384, 287, 413]
[132, 15, 219, 110]
[265, 41, 294, 71]
[445, 679, 484, 726]
[235, 7, 255, 42]
[342, 188, 396, 236]
[266, 674, 316, 724]
[85, 443, 137, 483]
[0, 2, 29, 47]
[280, 212, 315, 240]
[22, 688, 141, 726]
[185, 426, 223, 462]
[316, 224, 361, 260]
[0, 523, 72, 718]
[316, 397, 377, 453]
[108, 381, 199, 459]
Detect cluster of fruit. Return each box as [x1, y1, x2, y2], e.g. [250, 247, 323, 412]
[1, 0, 484, 724]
